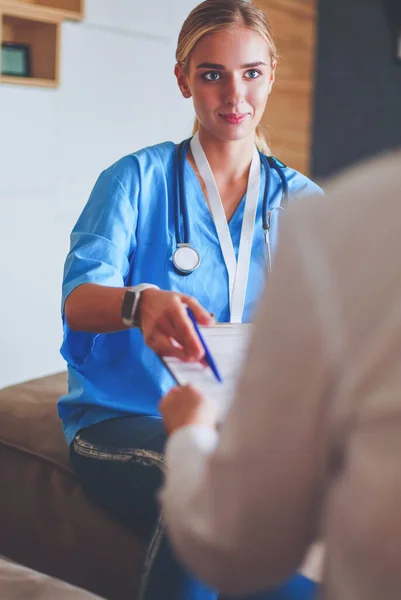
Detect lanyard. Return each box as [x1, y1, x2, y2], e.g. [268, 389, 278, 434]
[190, 133, 261, 323]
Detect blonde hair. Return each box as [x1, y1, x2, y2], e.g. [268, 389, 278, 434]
[176, 0, 278, 156]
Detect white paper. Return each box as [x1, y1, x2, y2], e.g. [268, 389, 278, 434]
[162, 324, 252, 418]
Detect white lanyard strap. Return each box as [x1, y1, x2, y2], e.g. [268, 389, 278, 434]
[190, 133, 260, 323]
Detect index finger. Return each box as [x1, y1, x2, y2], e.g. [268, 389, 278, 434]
[168, 303, 205, 361]
[181, 295, 215, 326]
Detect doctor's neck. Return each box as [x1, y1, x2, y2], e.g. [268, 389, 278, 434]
[197, 126, 256, 182]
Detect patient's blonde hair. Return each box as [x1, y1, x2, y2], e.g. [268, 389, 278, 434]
[176, 0, 278, 155]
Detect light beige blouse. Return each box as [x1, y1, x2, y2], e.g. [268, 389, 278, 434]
[161, 152, 401, 600]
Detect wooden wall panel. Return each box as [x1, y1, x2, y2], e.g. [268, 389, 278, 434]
[254, 0, 318, 175]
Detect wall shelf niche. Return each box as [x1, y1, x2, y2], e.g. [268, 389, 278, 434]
[0, 0, 83, 22]
[0, 0, 84, 87]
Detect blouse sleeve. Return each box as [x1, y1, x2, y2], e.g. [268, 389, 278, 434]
[161, 210, 333, 595]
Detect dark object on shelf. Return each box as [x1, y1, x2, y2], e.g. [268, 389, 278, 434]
[1, 42, 31, 77]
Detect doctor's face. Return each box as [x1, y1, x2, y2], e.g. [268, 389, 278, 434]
[177, 26, 276, 143]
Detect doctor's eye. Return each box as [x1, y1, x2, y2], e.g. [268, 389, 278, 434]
[202, 71, 222, 82]
[244, 69, 262, 80]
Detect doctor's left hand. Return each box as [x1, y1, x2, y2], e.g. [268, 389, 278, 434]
[160, 385, 218, 435]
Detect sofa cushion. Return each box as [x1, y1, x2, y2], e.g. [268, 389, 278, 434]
[0, 557, 104, 599]
[0, 373, 146, 600]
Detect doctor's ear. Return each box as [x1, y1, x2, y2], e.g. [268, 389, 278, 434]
[267, 60, 277, 94]
[175, 63, 192, 99]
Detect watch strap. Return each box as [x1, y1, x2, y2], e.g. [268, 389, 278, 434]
[121, 284, 159, 327]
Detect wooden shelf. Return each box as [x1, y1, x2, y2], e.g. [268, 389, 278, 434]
[0, 0, 83, 21]
[1, 9, 60, 85]
[27, 0, 83, 21]
[0, 0, 84, 87]
[0, 74, 57, 86]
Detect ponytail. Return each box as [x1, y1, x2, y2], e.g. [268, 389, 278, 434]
[255, 124, 272, 156]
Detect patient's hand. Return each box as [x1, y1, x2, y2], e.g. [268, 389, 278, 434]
[160, 385, 218, 435]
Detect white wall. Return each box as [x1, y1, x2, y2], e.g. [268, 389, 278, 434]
[0, 0, 199, 388]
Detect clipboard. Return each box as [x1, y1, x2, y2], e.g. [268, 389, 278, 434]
[161, 323, 252, 419]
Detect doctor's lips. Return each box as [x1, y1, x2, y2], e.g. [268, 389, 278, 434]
[219, 113, 248, 125]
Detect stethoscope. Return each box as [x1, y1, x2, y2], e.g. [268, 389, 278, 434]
[172, 137, 289, 276]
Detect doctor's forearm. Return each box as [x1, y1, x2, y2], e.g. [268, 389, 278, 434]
[64, 283, 128, 333]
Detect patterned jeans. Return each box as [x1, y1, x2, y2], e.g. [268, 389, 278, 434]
[70, 416, 317, 600]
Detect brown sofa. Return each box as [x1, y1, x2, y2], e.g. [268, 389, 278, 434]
[0, 557, 104, 599]
[0, 373, 147, 600]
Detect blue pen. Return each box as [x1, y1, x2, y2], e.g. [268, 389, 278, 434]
[186, 307, 223, 383]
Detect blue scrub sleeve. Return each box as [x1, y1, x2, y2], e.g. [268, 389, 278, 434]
[61, 165, 138, 368]
[62, 169, 138, 307]
[286, 170, 324, 203]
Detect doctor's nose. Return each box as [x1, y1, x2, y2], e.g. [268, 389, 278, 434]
[223, 76, 246, 107]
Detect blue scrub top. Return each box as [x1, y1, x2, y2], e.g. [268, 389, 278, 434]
[59, 141, 322, 444]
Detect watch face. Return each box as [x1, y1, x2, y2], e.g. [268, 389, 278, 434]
[121, 290, 137, 323]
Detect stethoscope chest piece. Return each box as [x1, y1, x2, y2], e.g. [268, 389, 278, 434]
[172, 243, 201, 275]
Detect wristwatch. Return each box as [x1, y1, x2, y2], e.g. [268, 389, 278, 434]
[121, 283, 159, 328]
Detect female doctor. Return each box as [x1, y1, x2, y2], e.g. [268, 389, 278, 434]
[60, 1, 322, 599]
